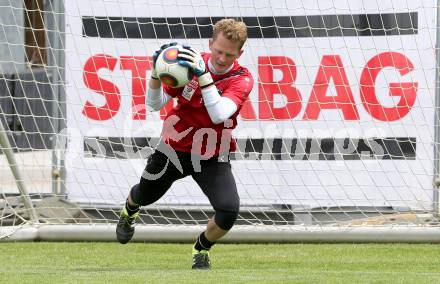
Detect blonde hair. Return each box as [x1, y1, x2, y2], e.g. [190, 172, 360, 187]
[212, 18, 248, 50]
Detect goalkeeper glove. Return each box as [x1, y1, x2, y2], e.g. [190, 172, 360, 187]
[151, 42, 178, 80]
[177, 45, 214, 89]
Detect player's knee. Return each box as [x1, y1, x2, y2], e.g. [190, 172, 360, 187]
[214, 209, 239, 230]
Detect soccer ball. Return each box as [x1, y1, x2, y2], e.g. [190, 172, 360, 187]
[155, 45, 193, 88]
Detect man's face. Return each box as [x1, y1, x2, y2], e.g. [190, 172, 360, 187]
[209, 32, 243, 73]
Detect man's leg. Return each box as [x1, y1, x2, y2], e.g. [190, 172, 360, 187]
[116, 150, 186, 244]
[116, 184, 142, 244]
[204, 218, 228, 241]
[191, 161, 239, 269]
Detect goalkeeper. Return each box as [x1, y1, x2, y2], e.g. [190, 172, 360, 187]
[116, 18, 253, 270]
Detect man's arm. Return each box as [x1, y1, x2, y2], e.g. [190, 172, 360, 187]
[200, 85, 237, 124]
[146, 78, 172, 112]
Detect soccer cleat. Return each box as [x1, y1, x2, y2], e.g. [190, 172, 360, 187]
[192, 247, 211, 270]
[116, 207, 139, 244]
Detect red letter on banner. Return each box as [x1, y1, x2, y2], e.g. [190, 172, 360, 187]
[360, 52, 418, 121]
[239, 98, 257, 120]
[82, 54, 120, 120]
[304, 55, 359, 120]
[258, 56, 302, 120]
[120, 56, 151, 120]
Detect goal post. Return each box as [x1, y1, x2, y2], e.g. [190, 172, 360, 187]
[434, 0, 440, 218]
[0, 118, 39, 223]
[1, 0, 440, 242]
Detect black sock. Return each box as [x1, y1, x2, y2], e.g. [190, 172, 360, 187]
[194, 231, 215, 251]
[125, 199, 139, 216]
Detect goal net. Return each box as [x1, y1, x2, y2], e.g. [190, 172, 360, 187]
[1, 0, 439, 242]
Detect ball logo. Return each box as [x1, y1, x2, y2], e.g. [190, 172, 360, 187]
[163, 48, 179, 63]
[160, 74, 178, 87]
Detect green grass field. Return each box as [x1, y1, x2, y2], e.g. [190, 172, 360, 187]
[1, 242, 439, 283]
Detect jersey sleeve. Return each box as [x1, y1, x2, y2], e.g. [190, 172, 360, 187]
[221, 73, 254, 110]
[162, 84, 183, 98]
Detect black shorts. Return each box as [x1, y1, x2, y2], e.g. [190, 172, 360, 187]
[133, 147, 239, 213]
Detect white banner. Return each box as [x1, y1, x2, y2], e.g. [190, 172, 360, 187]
[65, 0, 436, 209]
